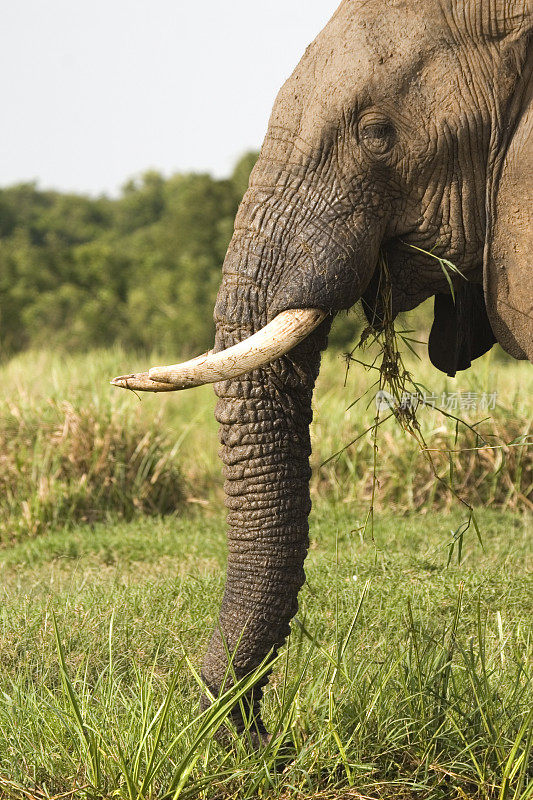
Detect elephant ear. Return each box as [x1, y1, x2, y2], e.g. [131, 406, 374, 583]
[484, 74, 533, 361]
[428, 284, 496, 377]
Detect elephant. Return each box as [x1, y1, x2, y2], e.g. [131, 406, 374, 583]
[112, 0, 532, 739]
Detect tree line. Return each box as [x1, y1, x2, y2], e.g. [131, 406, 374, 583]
[0, 153, 360, 359]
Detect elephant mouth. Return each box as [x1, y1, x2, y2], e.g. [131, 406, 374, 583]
[110, 308, 327, 392]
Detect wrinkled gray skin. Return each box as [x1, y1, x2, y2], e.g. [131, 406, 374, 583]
[203, 0, 532, 733]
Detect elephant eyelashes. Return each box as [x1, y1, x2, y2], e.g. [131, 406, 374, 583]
[358, 121, 396, 156]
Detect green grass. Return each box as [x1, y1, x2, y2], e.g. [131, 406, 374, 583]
[0, 504, 531, 799]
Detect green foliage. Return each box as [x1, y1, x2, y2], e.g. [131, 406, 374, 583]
[0, 155, 260, 358]
[0, 151, 397, 356]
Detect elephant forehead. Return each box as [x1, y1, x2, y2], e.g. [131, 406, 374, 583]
[269, 0, 449, 141]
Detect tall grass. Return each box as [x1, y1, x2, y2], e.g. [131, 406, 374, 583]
[312, 349, 532, 512]
[0, 348, 216, 543]
[1, 341, 531, 543]
[0, 398, 185, 541]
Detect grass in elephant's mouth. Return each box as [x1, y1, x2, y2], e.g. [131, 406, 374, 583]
[0, 504, 531, 800]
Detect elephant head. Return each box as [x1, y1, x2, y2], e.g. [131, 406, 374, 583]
[113, 0, 532, 734]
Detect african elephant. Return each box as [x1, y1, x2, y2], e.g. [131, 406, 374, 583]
[113, 0, 532, 738]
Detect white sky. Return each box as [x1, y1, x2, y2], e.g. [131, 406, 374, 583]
[1, 0, 339, 196]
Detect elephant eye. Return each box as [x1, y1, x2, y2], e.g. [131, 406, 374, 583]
[359, 120, 396, 156]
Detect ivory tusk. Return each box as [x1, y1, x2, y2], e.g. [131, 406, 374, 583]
[111, 350, 213, 392]
[148, 308, 327, 387]
[110, 308, 326, 392]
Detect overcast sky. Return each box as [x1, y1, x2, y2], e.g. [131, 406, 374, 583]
[1, 0, 339, 196]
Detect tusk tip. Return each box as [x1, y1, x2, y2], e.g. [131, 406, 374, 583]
[110, 374, 140, 390]
[109, 371, 179, 392]
[111, 375, 129, 387]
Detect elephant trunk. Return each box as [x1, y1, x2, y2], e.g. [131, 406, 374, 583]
[201, 291, 331, 727]
[197, 169, 376, 727]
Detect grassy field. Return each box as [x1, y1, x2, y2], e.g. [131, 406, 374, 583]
[0, 506, 532, 799]
[0, 341, 532, 799]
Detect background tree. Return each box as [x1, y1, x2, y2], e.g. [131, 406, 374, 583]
[0, 153, 365, 358]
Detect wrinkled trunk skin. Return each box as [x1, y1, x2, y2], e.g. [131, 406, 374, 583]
[200, 223, 332, 730]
